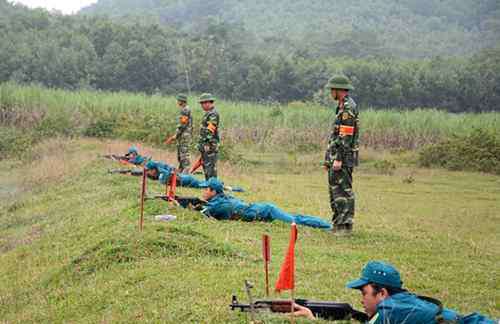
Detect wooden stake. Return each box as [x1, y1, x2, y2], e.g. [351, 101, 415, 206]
[139, 165, 147, 231]
[262, 234, 271, 297]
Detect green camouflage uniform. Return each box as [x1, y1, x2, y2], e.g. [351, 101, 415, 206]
[198, 107, 220, 180]
[325, 95, 360, 230]
[175, 105, 192, 173]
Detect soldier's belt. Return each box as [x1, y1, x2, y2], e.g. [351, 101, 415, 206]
[339, 125, 355, 136]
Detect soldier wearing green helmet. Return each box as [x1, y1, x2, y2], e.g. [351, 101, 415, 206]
[164, 94, 192, 173]
[197, 93, 220, 180]
[324, 74, 360, 235]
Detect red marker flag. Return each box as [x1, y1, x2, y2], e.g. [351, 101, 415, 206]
[275, 223, 298, 293]
[167, 171, 177, 201]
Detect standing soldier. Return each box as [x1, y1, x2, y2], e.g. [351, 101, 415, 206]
[324, 75, 360, 235]
[197, 93, 220, 180]
[198, 93, 220, 180]
[165, 94, 192, 173]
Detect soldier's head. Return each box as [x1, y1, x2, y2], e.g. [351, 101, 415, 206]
[176, 94, 188, 108]
[202, 177, 224, 200]
[327, 75, 354, 100]
[145, 160, 159, 179]
[199, 93, 215, 111]
[346, 261, 404, 317]
[126, 146, 139, 158]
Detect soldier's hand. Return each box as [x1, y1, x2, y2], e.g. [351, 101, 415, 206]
[164, 136, 175, 145]
[293, 303, 315, 320]
[333, 160, 342, 171]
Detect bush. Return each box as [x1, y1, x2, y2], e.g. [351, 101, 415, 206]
[418, 129, 500, 174]
[0, 127, 35, 159]
[373, 159, 397, 175]
[83, 118, 116, 138]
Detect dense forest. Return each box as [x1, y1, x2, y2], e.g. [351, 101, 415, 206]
[80, 0, 500, 59]
[1, 0, 499, 111]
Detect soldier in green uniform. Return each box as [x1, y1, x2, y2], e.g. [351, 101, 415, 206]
[165, 94, 192, 173]
[324, 75, 360, 235]
[197, 93, 220, 180]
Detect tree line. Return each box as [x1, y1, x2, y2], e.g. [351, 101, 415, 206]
[0, 0, 499, 112]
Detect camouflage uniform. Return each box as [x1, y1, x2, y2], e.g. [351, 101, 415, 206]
[325, 76, 360, 231]
[175, 105, 192, 173]
[198, 93, 220, 180]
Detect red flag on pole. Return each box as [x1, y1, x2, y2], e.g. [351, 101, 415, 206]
[275, 223, 298, 293]
[167, 171, 177, 201]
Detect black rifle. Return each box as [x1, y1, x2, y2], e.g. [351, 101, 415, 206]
[108, 168, 143, 176]
[230, 295, 368, 322]
[102, 154, 129, 161]
[146, 195, 207, 210]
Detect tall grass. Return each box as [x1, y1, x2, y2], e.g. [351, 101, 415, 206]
[1, 82, 499, 155]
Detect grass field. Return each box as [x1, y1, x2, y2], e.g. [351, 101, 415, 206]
[0, 138, 498, 323]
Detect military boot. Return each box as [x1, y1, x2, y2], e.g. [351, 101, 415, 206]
[343, 223, 353, 236]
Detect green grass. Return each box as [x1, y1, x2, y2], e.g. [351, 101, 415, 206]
[0, 139, 499, 323]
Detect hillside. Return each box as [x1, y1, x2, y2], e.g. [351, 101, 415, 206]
[1, 138, 499, 322]
[79, 0, 500, 58]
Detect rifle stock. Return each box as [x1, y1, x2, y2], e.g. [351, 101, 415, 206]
[145, 195, 207, 210]
[230, 295, 368, 322]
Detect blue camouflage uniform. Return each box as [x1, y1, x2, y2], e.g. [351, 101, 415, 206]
[126, 146, 146, 165]
[202, 178, 332, 229]
[145, 160, 207, 189]
[347, 261, 496, 324]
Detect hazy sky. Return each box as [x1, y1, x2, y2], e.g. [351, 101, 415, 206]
[10, 0, 97, 14]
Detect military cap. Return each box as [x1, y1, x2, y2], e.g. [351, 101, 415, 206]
[127, 146, 139, 154]
[176, 94, 188, 102]
[199, 93, 215, 103]
[206, 177, 224, 193]
[327, 74, 354, 90]
[346, 261, 403, 289]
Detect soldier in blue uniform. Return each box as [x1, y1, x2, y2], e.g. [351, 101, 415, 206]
[294, 261, 496, 323]
[125, 146, 146, 165]
[145, 160, 207, 188]
[198, 178, 332, 230]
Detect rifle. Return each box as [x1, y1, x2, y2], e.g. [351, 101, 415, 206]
[146, 194, 207, 210]
[108, 168, 144, 176]
[102, 154, 129, 161]
[230, 295, 368, 322]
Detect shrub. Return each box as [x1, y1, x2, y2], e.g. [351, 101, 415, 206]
[0, 127, 35, 159]
[373, 159, 397, 175]
[418, 129, 500, 174]
[83, 118, 116, 138]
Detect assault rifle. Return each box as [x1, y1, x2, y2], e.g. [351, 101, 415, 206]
[146, 195, 207, 210]
[102, 154, 129, 161]
[230, 295, 368, 322]
[108, 168, 143, 176]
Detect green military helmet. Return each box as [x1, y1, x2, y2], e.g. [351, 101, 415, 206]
[327, 74, 354, 91]
[176, 94, 188, 103]
[199, 93, 215, 103]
